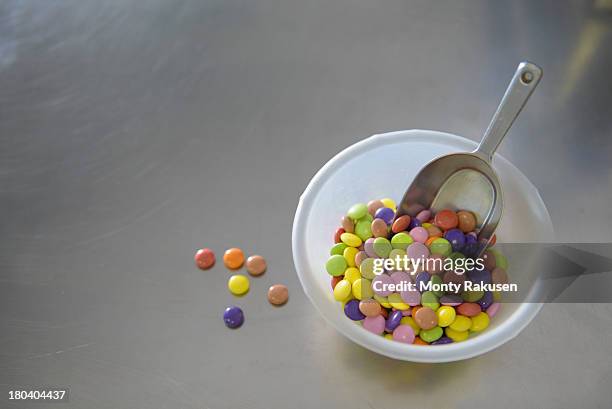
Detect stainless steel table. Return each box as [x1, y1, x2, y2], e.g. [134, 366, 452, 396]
[2, 1, 612, 408]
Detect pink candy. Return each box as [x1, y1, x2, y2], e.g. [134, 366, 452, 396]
[392, 324, 415, 343]
[486, 302, 501, 318]
[363, 315, 385, 335]
[409, 227, 429, 243]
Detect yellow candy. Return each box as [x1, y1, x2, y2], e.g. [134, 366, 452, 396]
[470, 312, 490, 332]
[384, 333, 394, 340]
[352, 278, 372, 300]
[400, 316, 420, 336]
[343, 247, 359, 267]
[380, 198, 397, 211]
[344, 267, 361, 283]
[436, 306, 456, 327]
[374, 294, 391, 308]
[422, 222, 432, 228]
[333, 279, 353, 302]
[449, 315, 472, 332]
[387, 293, 409, 310]
[492, 290, 502, 302]
[340, 232, 362, 248]
[228, 274, 250, 296]
[445, 327, 469, 342]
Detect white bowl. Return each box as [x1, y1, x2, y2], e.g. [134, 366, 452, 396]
[292, 129, 554, 362]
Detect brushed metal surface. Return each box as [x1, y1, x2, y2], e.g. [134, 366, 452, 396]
[1, 1, 612, 408]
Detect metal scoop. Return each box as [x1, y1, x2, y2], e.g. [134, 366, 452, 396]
[396, 61, 542, 256]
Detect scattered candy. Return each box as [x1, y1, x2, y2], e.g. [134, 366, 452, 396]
[268, 284, 289, 306]
[223, 306, 244, 329]
[246, 255, 267, 276]
[327, 199, 512, 345]
[223, 248, 245, 269]
[228, 274, 250, 296]
[195, 248, 215, 270]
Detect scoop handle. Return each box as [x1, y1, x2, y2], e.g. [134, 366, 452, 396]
[474, 61, 542, 162]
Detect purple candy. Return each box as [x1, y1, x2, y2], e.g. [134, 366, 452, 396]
[344, 299, 366, 321]
[416, 209, 432, 222]
[400, 288, 421, 306]
[385, 310, 403, 332]
[440, 294, 463, 306]
[468, 268, 492, 285]
[444, 228, 466, 252]
[375, 207, 395, 225]
[415, 271, 431, 293]
[465, 233, 477, 244]
[372, 274, 394, 297]
[431, 336, 453, 345]
[477, 291, 494, 310]
[364, 238, 377, 258]
[223, 306, 244, 329]
[408, 217, 422, 229]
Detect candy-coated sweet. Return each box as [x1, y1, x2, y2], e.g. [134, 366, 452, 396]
[491, 249, 508, 270]
[491, 267, 508, 284]
[341, 232, 362, 248]
[246, 255, 267, 276]
[415, 271, 430, 292]
[380, 198, 397, 210]
[470, 312, 490, 332]
[425, 224, 443, 238]
[352, 278, 373, 300]
[223, 248, 245, 270]
[482, 250, 497, 271]
[431, 336, 453, 345]
[462, 290, 484, 302]
[374, 207, 395, 225]
[348, 203, 368, 220]
[421, 291, 440, 310]
[457, 302, 481, 317]
[385, 310, 403, 331]
[228, 274, 249, 296]
[413, 337, 429, 345]
[344, 267, 361, 283]
[444, 228, 466, 252]
[429, 238, 452, 257]
[457, 210, 477, 233]
[330, 242, 348, 256]
[384, 333, 394, 340]
[333, 279, 352, 302]
[355, 219, 374, 241]
[400, 288, 421, 306]
[445, 326, 469, 342]
[391, 232, 413, 249]
[414, 306, 438, 330]
[468, 268, 491, 285]
[334, 227, 345, 243]
[436, 306, 456, 327]
[223, 306, 244, 329]
[363, 315, 385, 335]
[371, 218, 388, 238]
[449, 315, 472, 332]
[195, 248, 215, 270]
[374, 294, 392, 309]
[326, 254, 347, 276]
[416, 209, 432, 222]
[407, 242, 430, 260]
[268, 284, 289, 305]
[331, 276, 342, 289]
[434, 209, 459, 230]
[419, 326, 443, 343]
[408, 217, 422, 229]
[343, 247, 359, 267]
[359, 299, 382, 317]
[440, 294, 463, 306]
[354, 250, 368, 267]
[387, 293, 410, 310]
[341, 216, 355, 233]
[409, 226, 429, 243]
[359, 258, 376, 279]
[477, 291, 494, 310]
[344, 299, 366, 320]
[367, 200, 385, 216]
[391, 215, 411, 233]
[486, 302, 501, 317]
[392, 324, 415, 343]
[400, 316, 421, 335]
[373, 237, 392, 258]
[364, 238, 377, 258]
[430, 275, 444, 297]
[372, 274, 394, 297]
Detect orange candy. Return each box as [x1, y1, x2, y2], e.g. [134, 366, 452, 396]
[334, 227, 345, 243]
[223, 248, 245, 269]
[425, 236, 438, 247]
[457, 210, 477, 233]
[425, 224, 443, 238]
[413, 336, 429, 345]
[434, 209, 459, 230]
[331, 276, 343, 289]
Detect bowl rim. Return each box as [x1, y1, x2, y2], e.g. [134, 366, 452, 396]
[292, 129, 552, 362]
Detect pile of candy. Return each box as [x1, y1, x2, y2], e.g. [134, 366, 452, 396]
[326, 198, 509, 345]
[195, 247, 289, 329]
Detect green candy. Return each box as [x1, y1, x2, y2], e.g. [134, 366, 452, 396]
[490, 249, 509, 270]
[430, 238, 452, 257]
[355, 219, 373, 241]
[326, 254, 347, 276]
[373, 237, 392, 258]
[447, 251, 465, 261]
[359, 258, 377, 279]
[430, 275, 444, 297]
[391, 232, 413, 250]
[359, 213, 374, 223]
[420, 326, 443, 343]
[462, 290, 484, 302]
[421, 291, 440, 310]
[347, 203, 368, 220]
[330, 243, 348, 256]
